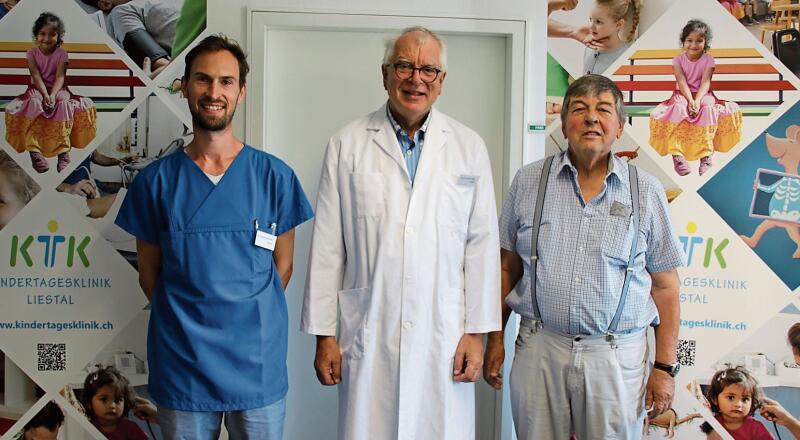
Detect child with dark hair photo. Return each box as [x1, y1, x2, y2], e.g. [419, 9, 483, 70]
[649, 19, 742, 177]
[703, 366, 774, 439]
[4, 11, 97, 174]
[14, 401, 64, 440]
[81, 366, 147, 440]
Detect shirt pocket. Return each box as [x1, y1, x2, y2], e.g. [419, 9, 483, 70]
[166, 222, 269, 296]
[349, 172, 385, 218]
[601, 212, 646, 267]
[601, 211, 634, 265]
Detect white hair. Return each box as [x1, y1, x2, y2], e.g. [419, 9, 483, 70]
[382, 26, 448, 72]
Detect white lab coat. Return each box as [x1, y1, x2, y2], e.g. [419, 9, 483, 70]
[301, 104, 501, 440]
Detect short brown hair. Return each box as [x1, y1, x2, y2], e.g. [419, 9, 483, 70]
[788, 323, 800, 354]
[183, 34, 249, 87]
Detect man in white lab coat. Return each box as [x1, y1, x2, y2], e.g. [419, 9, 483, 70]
[301, 26, 501, 440]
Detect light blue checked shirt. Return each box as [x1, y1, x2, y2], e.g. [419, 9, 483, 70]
[499, 151, 685, 336]
[387, 105, 430, 184]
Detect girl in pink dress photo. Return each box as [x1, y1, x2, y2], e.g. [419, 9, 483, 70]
[649, 19, 742, 177]
[4, 12, 97, 174]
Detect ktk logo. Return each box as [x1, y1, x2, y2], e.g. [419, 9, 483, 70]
[678, 222, 728, 269]
[9, 220, 91, 268]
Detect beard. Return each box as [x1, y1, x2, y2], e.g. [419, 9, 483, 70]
[189, 99, 237, 132]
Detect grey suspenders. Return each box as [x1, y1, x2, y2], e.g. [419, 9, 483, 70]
[529, 155, 640, 343]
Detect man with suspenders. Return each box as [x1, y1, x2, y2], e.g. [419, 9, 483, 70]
[484, 74, 684, 439]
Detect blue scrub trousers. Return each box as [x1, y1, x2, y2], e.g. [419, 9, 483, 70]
[157, 398, 286, 440]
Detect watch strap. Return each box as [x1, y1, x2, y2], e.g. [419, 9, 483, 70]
[653, 361, 680, 377]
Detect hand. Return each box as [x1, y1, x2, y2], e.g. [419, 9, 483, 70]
[483, 332, 505, 389]
[119, 155, 140, 165]
[132, 397, 158, 424]
[760, 397, 798, 427]
[314, 335, 342, 386]
[645, 368, 675, 418]
[546, 101, 562, 115]
[453, 333, 483, 382]
[549, 0, 579, 12]
[60, 179, 97, 199]
[43, 94, 54, 110]
[143, 56, 170, 79]
[569, 25, 608, 50]
[688, 100, 699, 116]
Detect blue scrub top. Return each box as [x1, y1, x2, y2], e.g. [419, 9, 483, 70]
[115, 145, 313, 411]
[63, 156, 93, 185]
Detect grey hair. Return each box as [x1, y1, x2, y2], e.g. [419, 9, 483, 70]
[382, 26, 448, 72]
[560, 74, 627, 123]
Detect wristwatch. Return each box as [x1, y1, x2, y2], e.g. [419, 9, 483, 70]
[653, 361, 680, 377]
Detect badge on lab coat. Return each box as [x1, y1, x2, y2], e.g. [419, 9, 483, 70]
[457, 175, 479, 186]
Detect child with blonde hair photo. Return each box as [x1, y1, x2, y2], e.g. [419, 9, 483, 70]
[583, 0, 640, 75]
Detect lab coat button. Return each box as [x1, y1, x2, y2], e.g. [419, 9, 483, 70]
[403, 321, 413, 330]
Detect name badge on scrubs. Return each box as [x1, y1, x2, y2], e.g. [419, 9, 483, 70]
[457, 175, 479, 186]
[254, 220, 277, 251]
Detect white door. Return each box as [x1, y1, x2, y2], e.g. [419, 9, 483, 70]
[247, 12, 525, 439]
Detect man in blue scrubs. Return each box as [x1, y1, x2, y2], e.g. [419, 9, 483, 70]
[115, 35, 313, 439]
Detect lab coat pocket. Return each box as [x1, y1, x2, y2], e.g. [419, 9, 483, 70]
[338, 286, 369, 360]
[439, 173, 475, 232]
[349, 173, 385, 218]
[440, 287, 466, 356]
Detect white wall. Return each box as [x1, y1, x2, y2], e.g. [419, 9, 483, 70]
[207, 0, 545, 163]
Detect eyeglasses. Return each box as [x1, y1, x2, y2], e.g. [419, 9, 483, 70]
[389, 61, 442, 83]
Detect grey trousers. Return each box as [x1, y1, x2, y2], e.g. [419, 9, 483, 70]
[509, 319, 649, 440]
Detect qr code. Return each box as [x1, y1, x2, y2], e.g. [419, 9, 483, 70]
[37, 343, 66, 371]
[677, 339, 696, 366]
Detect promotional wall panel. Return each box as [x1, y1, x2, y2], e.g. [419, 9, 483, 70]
[0, 0, 202, 438]
[547, 0, 800, 437]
